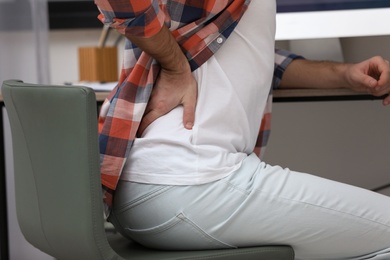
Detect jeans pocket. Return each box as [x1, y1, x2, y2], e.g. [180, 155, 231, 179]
[124, 212, 236, 250]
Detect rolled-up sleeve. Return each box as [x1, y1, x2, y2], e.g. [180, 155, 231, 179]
[94, 0, 165, 38]
[272, 49, 305, 89]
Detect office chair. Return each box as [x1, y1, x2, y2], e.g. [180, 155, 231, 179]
[2, 79, 295, 260]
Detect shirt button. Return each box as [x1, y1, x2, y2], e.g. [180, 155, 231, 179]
[216, 37, 223, 44]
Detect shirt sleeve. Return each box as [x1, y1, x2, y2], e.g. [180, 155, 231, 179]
[94, 0, 165, 38]
[272, 48, 305, 89]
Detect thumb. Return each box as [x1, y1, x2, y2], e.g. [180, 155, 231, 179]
[360, 74, 378, 89]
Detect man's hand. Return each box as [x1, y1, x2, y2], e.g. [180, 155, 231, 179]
[125, 25, 198, 135]
[138, 67, 198, 135]
[345, 56, 390, 105]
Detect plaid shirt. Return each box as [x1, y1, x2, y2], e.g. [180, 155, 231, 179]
[95, 0, 302, 212]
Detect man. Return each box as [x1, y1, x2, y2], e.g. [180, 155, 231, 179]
[95, 1, 390, 259]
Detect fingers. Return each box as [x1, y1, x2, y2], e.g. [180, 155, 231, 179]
[383, 95, 390, 106]
[376, 61, 390, 84]
[375, 75, 390, 99]
[360, 57, 390, 102]
[361, 74, 378, 89]
[138, 84, 197, 135]
[182, 95, 196, 129]
[138, 97, 196, 135]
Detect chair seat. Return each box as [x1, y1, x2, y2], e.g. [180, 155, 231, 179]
[107, 233, 295, 260]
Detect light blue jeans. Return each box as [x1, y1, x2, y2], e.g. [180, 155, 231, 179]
[109, 153, 390, 260]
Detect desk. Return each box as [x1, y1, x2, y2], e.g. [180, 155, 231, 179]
[0, 86, 368, 102]
[94, 88, 382, 102]
[0, 88, 386, 260]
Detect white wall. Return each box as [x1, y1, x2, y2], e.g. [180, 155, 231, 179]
[49, 29, 124, 84]
[277, 37, 390, 63]
[341, 35, 390, 63]
[0, 31, 40, 84]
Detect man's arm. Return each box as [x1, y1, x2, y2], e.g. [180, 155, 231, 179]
[95, 0, 197, 133]
[279, 57, 390, 105]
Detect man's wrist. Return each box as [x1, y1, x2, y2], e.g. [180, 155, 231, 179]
[128, 25, 189, 73]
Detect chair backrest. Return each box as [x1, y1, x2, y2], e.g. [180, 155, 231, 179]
[2, 80, 119, 260]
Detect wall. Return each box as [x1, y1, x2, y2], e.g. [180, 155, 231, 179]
[49, 29, 124, 84]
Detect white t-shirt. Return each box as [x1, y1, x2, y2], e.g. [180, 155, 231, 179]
[121, 1, 276, 185]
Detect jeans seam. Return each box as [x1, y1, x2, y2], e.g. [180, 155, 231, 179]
[220, 179, 251, 196]
[275, 195, 390, 229]
[222, 178, 390, 229]
[115, 186, 174, 214]
[125, 212, 236, 249]
[177, 213, 237, 248]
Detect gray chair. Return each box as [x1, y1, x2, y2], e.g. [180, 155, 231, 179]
[2, 79, 295, 260]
